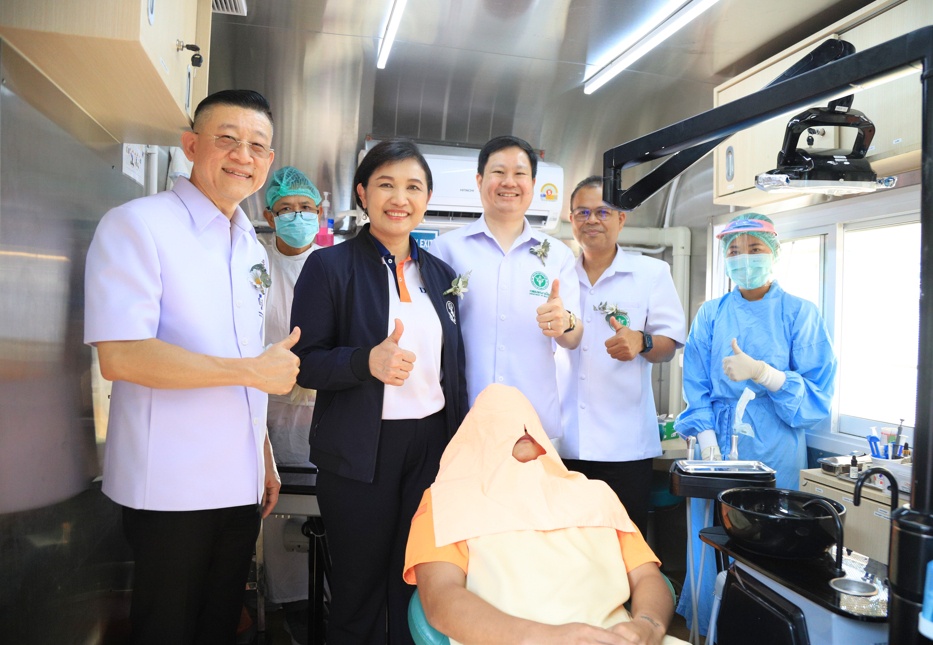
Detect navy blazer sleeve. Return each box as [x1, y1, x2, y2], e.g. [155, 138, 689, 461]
[291, 249, 375, 391]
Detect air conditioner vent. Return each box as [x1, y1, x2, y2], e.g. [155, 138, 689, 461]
[212, 0, 247, 16]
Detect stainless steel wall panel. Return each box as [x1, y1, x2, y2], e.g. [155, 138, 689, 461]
[0, 41, 141, 644]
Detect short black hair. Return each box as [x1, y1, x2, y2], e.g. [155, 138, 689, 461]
[570, 175, 603, 209]
[192, 89, 274, 131]
[477, 135, 538, 180]
[353, 139, 433, 209]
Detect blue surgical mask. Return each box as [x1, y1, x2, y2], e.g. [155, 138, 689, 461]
[274, 211, 319, 248]
[725, 253, 773, 289]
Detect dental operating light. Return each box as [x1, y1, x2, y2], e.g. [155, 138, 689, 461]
[377, 0, 409, 69]
[584, 0, 720, 95]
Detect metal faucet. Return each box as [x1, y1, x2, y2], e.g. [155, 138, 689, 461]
[854, 466, 900, 512]
[803, 497, 846, 577]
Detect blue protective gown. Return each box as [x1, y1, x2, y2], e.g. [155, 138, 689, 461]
[674, 281, 836, 635]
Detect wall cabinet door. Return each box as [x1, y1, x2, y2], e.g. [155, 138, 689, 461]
[713, 0, 932, 207]
[0, 0, 212, 145]
[836, 0, 933, 172]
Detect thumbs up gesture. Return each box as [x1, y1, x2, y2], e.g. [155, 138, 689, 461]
[369, 318, 417, 386]
[721, 338, 765, 382]
[255, 326, 301, 394]
[605, 316, 642, 362]
[536, 278, 570, 338]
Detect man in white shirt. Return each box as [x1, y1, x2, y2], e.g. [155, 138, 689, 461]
[261, 165, 323, 645]
[556, 176, 686, 535]
[84, 90, 299, 645]
[430, 135, 582, 439]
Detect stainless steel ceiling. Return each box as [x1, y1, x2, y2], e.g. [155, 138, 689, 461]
[209, 0, 876, 219]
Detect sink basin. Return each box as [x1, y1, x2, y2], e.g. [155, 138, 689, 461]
[718, 487, 846, 559]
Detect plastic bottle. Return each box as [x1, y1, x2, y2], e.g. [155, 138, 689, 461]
[321, 191, 331, 221]
[849, 455, 859, 479]
[315, 215, 335, 247]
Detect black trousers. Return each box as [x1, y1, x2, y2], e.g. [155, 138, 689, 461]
[562, 457, 654, 537]
[316, 411, 447, 645]
[122, 503, 261, 645]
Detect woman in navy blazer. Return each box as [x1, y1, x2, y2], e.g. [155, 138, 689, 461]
[290, 139, 467, 645]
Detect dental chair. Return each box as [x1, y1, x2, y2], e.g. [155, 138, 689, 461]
[407, 574, 678, 645]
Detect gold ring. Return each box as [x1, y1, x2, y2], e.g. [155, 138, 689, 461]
[547, 321, 552, 330]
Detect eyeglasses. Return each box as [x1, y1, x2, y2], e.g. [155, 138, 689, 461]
[570, 207, 615, 222]
[196, 133, 274, 159]
[274, 210, 317, 223]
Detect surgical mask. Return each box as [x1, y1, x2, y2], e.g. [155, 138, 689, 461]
[725, 253, 773, 289]
[274, 211, 319, 248]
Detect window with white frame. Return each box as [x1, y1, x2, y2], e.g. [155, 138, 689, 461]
[837, 221, 920, 431]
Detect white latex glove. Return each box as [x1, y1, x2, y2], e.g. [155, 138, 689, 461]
[697, 429, 722, 461]
[287, 384, 316, 406]
[722, 339, 786, 392]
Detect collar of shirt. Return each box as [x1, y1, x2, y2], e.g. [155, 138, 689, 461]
[368, 234, 419, 264]
[171, 176, 255, 237]
[470, 214, 541, 249]
[577, 245, 632, 286]
[268, 240, 315, 263]
[369, 234, 419, 301]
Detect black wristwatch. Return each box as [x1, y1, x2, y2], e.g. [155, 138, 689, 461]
[564, 310, 577, 333]
[639, 331, 653, 354]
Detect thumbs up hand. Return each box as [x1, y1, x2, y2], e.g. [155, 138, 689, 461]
[369, 318, 417, 386]
[536, 278, 570, 338]
[254, 327, 301, 394]
[604, 317, 643, 362]
[721, 338, 765, 382]
[722, 339, 788, 391]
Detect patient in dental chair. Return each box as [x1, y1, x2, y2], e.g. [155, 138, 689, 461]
[403, 384, 689, 645]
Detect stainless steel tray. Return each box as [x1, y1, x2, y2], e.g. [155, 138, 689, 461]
[676, 460, 775, 475]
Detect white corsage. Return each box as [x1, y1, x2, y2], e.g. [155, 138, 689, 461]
[443, 271, 471, 299]
[594, 301, 630, 328]
[529, 239, 550, 266]
[250, 261, 271, 296]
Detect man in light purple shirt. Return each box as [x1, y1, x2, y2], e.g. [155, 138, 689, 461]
[431, 135, 582, 440]
[84, 90, 299, 645]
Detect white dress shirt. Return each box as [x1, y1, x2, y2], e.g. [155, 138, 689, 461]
[556, 249, 686, 461]
[85, 177, 269, 510]
[430, 216, 579, 439]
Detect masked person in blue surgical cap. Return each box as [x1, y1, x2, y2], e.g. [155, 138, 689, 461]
[261, 165, 323, 645]
[673, 213, 837, 637]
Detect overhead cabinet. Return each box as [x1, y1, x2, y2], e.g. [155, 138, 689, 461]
[713, 0, 932, 207]
[0, 0, 212, 146]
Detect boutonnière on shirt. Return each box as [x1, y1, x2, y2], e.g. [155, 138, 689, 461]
[250, 261, 271, 297]
[529, 239, 550, 266]
[595, 301, 630, 328]
[443, 271, 471, 299]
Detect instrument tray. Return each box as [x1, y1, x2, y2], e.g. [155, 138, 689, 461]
[670, 459, 776, 499]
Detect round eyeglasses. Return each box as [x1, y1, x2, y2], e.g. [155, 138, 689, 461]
[196, 133, 274, 159]
[274, 211, 317, 223]
[570, 207, 614, 222]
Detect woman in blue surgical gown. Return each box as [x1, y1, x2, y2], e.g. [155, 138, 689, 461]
[674, 213, 837, 637]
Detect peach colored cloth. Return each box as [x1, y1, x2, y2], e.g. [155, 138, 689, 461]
[403, 488, 657, 585]
[430, 384, 635, 547]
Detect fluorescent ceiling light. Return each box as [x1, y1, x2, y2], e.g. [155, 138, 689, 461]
[377, 0, 409, 70]
[584, 0, 720, 95]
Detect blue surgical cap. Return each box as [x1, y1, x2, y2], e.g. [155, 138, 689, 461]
[265, 166, 322, 210]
